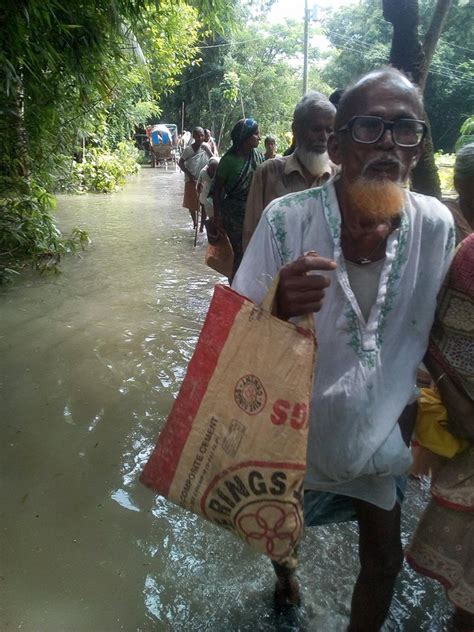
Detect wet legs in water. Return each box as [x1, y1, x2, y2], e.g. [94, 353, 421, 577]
[199, 204, 206, 233]
[272, 560, 301, 607]
[271, 499, 403, 631]
[189, 208, 197, 230]
[348, 499, 403, 631]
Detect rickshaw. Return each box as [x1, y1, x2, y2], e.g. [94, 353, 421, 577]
[148, 123, 178, 169]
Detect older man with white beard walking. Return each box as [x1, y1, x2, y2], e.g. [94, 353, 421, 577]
[233, 67, 455, 631]
[242, 92, 336, 250]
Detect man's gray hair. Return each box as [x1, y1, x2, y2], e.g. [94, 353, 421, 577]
[335, 66, 424, 129]
[208, 157, 220, 166]
[293, 91, 335, 131]
[455, 142, 474, 179]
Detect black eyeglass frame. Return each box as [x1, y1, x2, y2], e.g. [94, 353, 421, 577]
[337, 115, 428, 147]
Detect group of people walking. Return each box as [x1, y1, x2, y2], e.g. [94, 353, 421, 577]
[176, 67, 473, 631]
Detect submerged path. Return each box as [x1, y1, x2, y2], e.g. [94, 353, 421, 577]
[1, 168, 449, 631]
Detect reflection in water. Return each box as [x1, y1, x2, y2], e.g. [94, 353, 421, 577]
[0, 169, 449, 630]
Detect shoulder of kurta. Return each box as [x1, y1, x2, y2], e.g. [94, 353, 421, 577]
[406, 191, 455, 227]
[264, 186, 324, 218]
[406, 191, 456, 258]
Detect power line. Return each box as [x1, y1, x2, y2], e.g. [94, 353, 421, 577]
[438, 38, 474, 55]
[191, 25, 474, 88]
[321, 26, 474, 85]
[196, 29, 291, 50]
[323, 35, 474, 86]
[370, 13, 474, 55]
[178, 70, 216, 85]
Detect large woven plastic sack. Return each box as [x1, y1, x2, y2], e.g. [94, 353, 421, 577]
[140, 281, 316, 568]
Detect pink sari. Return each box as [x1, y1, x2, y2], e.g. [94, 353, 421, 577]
[407, 234, 474, 614]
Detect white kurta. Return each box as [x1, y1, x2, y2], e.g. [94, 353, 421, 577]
[232, 177, 455, 510]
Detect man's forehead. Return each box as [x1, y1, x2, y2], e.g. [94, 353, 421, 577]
[348, 75, 422, 117]
[304, 105, 335, 122]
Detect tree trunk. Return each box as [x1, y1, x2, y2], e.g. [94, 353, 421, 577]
[382, 0, 444, 199]
[419, 0, 453, 91]
[5, 79, 31, 185]
[383, 0, 424, 84]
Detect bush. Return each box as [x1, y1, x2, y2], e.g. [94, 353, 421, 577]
[434, 151, 455, 196]
[455, 116, 474, 150]
[0, 180, 89, 283]
[62, 141, 140, 194]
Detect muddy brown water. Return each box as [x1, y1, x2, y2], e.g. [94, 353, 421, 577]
[1, 168, 449, 631]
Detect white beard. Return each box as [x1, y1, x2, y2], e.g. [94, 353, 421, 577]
[294, 148, 330, 177]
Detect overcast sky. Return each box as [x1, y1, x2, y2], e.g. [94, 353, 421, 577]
[268, 0, 358, 23]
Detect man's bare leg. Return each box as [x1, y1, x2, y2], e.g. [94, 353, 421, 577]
[189, 209, 197, 229]
[348, 499, 403, 631]
[199, 205, 206, 232]
[271, 561, 301, 607]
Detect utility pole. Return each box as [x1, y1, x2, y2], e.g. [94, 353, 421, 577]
[303, 3, 318, 95]
[303, 0, 309, 95]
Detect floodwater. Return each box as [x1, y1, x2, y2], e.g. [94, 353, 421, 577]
[1, 168, 450, 631]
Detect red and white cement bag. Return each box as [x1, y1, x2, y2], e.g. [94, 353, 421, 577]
[140, 280, 316, 568]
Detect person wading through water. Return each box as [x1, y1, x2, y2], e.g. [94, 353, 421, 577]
[211, 118, 264, 281]
[232, 67, 455, 631]
[179, 126, 213, 229]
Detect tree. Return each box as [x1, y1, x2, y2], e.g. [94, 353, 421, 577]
[160, 18, 331, 152]
[383, 0, 454, 196]
[0, 0, 237, 279]
[321, 0, 474, 195]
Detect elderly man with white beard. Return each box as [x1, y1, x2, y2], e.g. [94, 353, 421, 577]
[242, 91, 336, 250]
[232, 67, 455, 631]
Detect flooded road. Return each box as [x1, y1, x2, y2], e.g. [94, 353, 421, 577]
[1, 168, 449, 631]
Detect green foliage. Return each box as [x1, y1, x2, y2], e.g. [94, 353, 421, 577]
[434, 151, 455, 195]
[0, 0, 236, 277]
[0, 182, 90, 283]
[160, 18, 332, 152]
[456, 116, 474, 150]
[66, 142, 140, 194]
[320, 0, 474, 153]
[320, 0, 391, 90]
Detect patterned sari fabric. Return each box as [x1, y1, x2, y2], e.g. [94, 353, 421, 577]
[221, 149, 264, 277]
[407, 233, 474, 614]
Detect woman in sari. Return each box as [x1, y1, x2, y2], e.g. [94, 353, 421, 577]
[179, 127, 213, 229]
[212, 118, 264, 281]
[406, 233, 474, 632]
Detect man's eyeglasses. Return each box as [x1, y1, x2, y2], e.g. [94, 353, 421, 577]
[338, 116, 428, 147]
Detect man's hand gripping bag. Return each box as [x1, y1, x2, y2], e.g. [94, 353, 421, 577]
[140, 279, 316, 568]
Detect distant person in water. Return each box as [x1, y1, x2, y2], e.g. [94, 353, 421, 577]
[178, 127, 213, 229]
[212, 118, 264, 280]
[204, 129, 218, 156]
[263, 135, 279, 160]
[197, 157, 219, 232]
